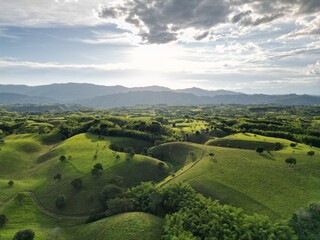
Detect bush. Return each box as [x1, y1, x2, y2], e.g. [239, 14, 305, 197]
[8, 180, 14, 187]
[290, 203, 320, 240]
[13, 229, 35, 240]
[59, 155, 66, 162]
[256, 146, 264, 154]
[71, 178, 82, 190]
[285, 158, 297, 167]
[106, 197, 134, 215]
[0, 213, 8, 227]
[100, 184, 123, 206]
[55, 195, 66, 209]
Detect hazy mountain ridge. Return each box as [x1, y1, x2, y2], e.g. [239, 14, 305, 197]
[0, 83, 319, 107]
[80, 91, 320, 108]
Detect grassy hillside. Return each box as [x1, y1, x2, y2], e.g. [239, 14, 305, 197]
[0, 193, 77, 240]
[0, 134, 50, 177]
[0, 133, 168, 216]
[150, 142, 203, 171]
[32, 133, 169, 215]
[63, 212, 163, 240]
[157, 134, 320, 219]
[0, 193, 162, 240]
[206, 133, 284, 150]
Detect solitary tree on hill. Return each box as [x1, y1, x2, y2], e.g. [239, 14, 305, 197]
[53, 173, 62, 181]
[59, 155, 66, 162]
[209, 153, 214, 160]
[285, 158, 297, 168]
[13, 229, 35, 240]
[8, 180, 14, 187]
[91, 163, 103, 176]
[71, 178, 82, 190]
[307, 151, 315, 157]
[256, 147, 264, 154]
[0, 213, 8, 228]
[55, 195, 66, 209]
[290, 143, 297, 148]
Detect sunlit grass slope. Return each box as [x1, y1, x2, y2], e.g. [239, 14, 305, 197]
[160, 134, 320, 219]
[0, 193, 77, 240]
[0, 134, 50, 177]
[63, 212, 163, 240]
[206, 133, 288, 150]
[33, 133, 169, 215]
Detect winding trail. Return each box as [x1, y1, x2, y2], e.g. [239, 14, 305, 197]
[25, 192, 88, 220]
[0, 191, 88, 221]
[159, 145, 207, 188]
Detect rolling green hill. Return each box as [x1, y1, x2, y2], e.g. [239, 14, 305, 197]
[63, 212, 163, 240]
[1, 133, 169, 215]
[155, 133, 320, 219]
[0, 193, 77, 240]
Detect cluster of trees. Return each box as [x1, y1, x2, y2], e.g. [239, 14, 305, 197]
[86, 182, 296, 239]
[290, 203, 320, 240]
[0, 105, 319, 147]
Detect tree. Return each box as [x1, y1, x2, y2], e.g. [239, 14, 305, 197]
[71, 178, 82, 190]
[285, 158, 297, 167]
[256, 146, 264, 154]
[0, 213, 8, 228]
[93, 163, 103, 171]
[100, 184, 123, 206]
[209, 153, 214, 160]
[59, 155, 66, 162]
[274, 142, 282, 151]
[106, 197, 133, 215]
[8, 180, 14, 187]
[126, 148, 135, 159]
[307, 151, 315, 157]
[53, 173, 61, 181]
[55, 195, 66, 209]
[158, 162, 165, 170]
[290, 203, 320, 240]
[290, 143, 297, 148]
[13, 229, 35, 240]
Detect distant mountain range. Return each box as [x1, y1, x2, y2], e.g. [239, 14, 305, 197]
[0, 83, 319, 108]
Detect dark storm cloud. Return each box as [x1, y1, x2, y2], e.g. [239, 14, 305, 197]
[99, 0, 230, 43]
[98, 0, 320, 43]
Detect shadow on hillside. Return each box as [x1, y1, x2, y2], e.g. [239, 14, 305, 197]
[260, 153, 275, 161]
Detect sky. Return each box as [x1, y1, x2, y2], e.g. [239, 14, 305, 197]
[0, 0, 319, 95]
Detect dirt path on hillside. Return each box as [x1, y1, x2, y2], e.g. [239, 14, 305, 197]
[25, 192, 88, 220]
[159, 148, 207, 187]
[0, 191, 88, 221]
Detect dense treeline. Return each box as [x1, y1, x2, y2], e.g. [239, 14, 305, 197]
[0, 105, 319, 146]
[87, 182, 296, 239]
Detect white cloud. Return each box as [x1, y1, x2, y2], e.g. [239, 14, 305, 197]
[307, 60, 320, 75]
[0, 0, 103, 27]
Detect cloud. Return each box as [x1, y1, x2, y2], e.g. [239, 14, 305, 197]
[307, 60, 320, 75]
[0, 59, 131, 71]
[283, 16, 320, 39]
[98, 0, 231, 44]
[97, 0, 320, 43]
[0, 0, 103, 27]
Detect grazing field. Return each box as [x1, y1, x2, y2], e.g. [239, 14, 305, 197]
[0, 133, 169, 216]
[205, 133, 283, 151]
[158, 134, 320, 219]
[0, 193, 77, 240]
[0, 105, 319, 239]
